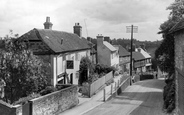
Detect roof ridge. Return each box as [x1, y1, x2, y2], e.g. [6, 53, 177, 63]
[34, 28, 79, 36]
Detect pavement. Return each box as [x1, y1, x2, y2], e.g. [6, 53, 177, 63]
[60, 74, 128, 115]
[83, 78, 166, 115]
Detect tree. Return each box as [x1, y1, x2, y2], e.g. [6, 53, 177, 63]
[0, 35, 48, 104]
[78, 57, 95, 85]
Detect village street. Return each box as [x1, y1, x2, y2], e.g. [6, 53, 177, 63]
[83, 78, 166, 115]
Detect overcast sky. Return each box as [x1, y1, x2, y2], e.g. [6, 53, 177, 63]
[0, 0, 174, 41]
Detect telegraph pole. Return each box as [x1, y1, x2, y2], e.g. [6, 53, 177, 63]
[126, 25, 138, 85]
[130, 25, 133, 82]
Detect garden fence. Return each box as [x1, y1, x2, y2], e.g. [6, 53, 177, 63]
[89, 71, 113, 97]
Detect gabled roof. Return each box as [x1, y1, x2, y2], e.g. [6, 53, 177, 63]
[103, 41, 117, 52]
[113, 45, 130, 57]
[20, 28, 90, 53]
[136, 48, 151, 59]
[133, 52, 145, 61]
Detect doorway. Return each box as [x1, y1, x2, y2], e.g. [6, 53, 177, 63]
[70, 73, 73, 84]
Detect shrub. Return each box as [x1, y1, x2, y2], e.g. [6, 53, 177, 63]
[88, 73, 99, 84]
[114, 71, 119, 76]
[13, 93, 41, 105]
[40, 86, 57, 96]
[79, 57, 95, 85]
[163, 74, 175, 113]
[94, 64, 116, 75]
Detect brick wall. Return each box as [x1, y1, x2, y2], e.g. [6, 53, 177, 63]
[28, 84, 78, 115]
[0, 100, 22, 115]
[175, 31, 184, 115]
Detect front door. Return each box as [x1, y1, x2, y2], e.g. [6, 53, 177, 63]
[70, 73, 73, 84]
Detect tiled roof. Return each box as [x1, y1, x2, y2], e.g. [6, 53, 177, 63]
[20, 28, 90, 53]
[169, 19, 184, 34]
[114, 45, 130, 57]
[103, 41, 117, 52]
[136, 48, 151, 59]
[132, 52, 145, 61]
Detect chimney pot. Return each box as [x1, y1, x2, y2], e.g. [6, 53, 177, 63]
[46, 17, 50, 22]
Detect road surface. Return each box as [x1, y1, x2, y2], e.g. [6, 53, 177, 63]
[83, 79, 166, 115]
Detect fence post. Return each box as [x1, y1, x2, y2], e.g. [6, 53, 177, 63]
[103, 88, 106, 102]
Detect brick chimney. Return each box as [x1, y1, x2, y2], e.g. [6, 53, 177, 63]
[104, 36, 111, 43]
[73, 23, 82, 37]
[137, 48, 141, 52]
[97, 34, 103, 46]
[97, 34, 104, 64]
[43, 17, 53, 29]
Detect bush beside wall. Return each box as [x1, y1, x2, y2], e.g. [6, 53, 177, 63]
[0, 85, 78, 115]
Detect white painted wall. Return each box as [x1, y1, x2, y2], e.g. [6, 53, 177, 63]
[66, 50, 90, 85]
[51, 49, 91, 86]
[111, 51, 119, 68]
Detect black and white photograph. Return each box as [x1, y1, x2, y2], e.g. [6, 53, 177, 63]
[0, 0, 182, 115]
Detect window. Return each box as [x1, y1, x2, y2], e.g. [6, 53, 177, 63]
[66, 60, 74, 69]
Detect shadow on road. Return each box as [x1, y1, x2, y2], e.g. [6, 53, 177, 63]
[135, 79, 165, 89]
[113, 79, 166, 115]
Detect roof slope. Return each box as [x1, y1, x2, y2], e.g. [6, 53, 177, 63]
[114, 45, 130, 57]
[21, 28, 90, 53]
[136, 48, 151, 59]
[103, 41, 117, 52]
[133, 52, 145, 61]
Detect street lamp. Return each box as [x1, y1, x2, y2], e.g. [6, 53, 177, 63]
[126, 25, 138, 85]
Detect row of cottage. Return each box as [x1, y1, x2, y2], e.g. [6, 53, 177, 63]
[19, 17, 152, 87]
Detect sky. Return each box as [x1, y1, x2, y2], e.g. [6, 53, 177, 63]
[0, 0, 174, 41]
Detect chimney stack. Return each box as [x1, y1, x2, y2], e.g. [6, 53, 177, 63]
[73, 23, 82, 37]
[97, 34, 103, 46]
[104, 36, 111, 43]
[44, 17, 53, 29]
[137, 48, 141, 52]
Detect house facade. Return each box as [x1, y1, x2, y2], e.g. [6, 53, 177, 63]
[113, 45, 130, 73]
[135, 47, 152, 72]
[97, 35, 119, 68]
[133, 51, 146, 73]
[20, 17, 91, 87]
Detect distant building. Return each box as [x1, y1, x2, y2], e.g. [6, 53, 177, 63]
[135, 47, 152, 71]
[19, 17, 91, 86]
[133, 51, 146, 73]
[97, 35, 119, 68]
[113, 45, 130, 73]
[133, 47, 152, 73]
